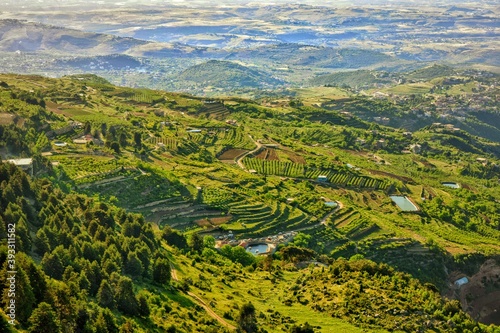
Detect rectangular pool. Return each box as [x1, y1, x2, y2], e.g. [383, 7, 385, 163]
[442, 182, 460, 189]
[390, 196, 419, 212]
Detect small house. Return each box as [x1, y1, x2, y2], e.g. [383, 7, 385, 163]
[317, 175, 328, 182]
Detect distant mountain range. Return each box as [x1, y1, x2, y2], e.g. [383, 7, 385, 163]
[225, 44, 397, 69]
[0, 1, 498, 95]
[0, 19, 149, 55]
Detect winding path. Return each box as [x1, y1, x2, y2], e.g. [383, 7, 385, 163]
[170, 265, 236, 330]
[234, 135, 263, 170]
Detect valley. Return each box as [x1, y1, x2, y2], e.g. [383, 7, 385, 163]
[0, 1, 499, 332]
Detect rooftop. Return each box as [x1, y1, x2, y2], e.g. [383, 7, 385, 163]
[5, 158, 33, 166]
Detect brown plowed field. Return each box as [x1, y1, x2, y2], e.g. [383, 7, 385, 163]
[254, 148, 279, 161]
[254, 149, 268, 159]
[267, 148, 279, 161]
[218, 149, 248, 161]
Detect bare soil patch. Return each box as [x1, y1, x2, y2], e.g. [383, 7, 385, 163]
[453, 259, 500, 325]
[0, 113, 15, 125]
[46, 100, 64, 113]
[218, 148, 248, 161]
[266, 148, 279, 161]
[254, 149, 268, 159]
[284, 150, 306, 164]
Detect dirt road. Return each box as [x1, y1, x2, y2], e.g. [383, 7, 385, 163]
[234, 135, 263, 170]
[170, 265, 236, 330]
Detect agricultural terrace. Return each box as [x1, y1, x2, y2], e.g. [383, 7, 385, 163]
[243, 157, 390, 190]
[201, 186, 317, 237]
[8, 73, 496, 269]
[217, 148, 248, 163]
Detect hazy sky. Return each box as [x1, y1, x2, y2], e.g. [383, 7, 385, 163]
[3, 0, 483, 9]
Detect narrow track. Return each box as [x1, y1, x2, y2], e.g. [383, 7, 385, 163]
[170, 265, 236, 330]
[235, 135, 263, 170]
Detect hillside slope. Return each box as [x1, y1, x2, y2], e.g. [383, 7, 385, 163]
[177, 60, 285, 89]
[226, 44, 397, 69]
[0, 74, 499, 332]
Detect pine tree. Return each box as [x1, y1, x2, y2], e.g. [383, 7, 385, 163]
[26, 262, 48, 304]
[115, 277, 139, 316]
[125, 252, 143, 277]
[79, 270, 91, 292]
[237, 302, 258, 333]
[84, 121, 91, 135]
[94, 311, 109, 333]
[28, 302, 61, 333]
[152, 258, 171, 285]
[97, 279, 115, 309]
[119, 319, 136, 333]
[136, 292, 150, 318]
[119, 133, 128, 147]
[133, 132, 142, 148]
[162, 227, 188, 249]
[135, 245, 151, 276]
[101, 308, 119, 333]
[189, 233, 204, 253]
[41, 252, 64, 280]
[34, 229, 51, 256]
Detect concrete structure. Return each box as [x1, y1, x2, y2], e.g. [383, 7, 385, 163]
[5, 158, 33, 176]
[454, 277, 469, 288]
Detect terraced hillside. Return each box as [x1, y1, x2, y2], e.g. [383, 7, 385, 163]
[0, 74, 499, 332]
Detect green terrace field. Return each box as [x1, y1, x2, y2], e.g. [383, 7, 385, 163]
[5, 71, 493, 255]
[242, 158, 390, 190]
[49, 154, 126, 182]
